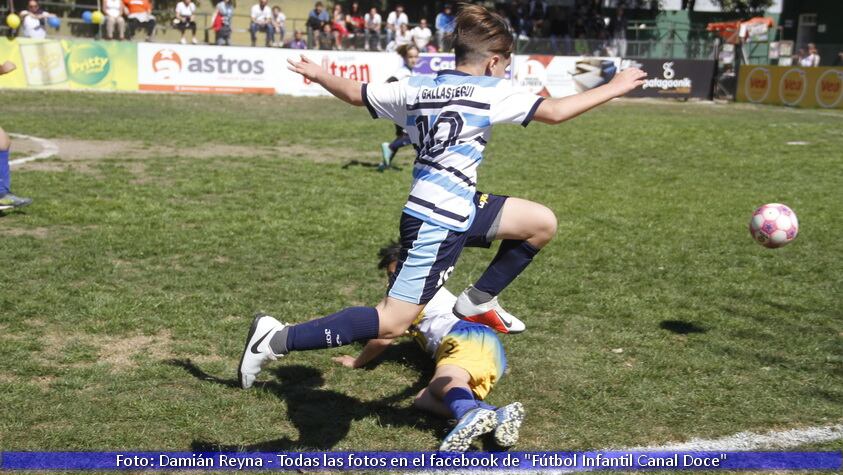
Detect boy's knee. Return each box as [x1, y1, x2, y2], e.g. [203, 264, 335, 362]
[532, 205, 558, 246]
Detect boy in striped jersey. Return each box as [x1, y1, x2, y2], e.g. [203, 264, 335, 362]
[239, 3, 644, 434]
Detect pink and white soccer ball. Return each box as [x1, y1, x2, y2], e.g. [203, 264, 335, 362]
[749, 203, 799, 248]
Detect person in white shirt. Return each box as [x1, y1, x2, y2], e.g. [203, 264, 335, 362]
[364, 6, 382, 51]
[801, 43, 821, 67]
[249, 0, 275, 47]
[272, 6, 286, 46]
[385, 4, 408, 45]
[174, 0, 197, 44]
[20, 0, 53, 39]
[103, 0, 126, 40]
[389, 22, 411, 51]
[411, 18, 432, 51]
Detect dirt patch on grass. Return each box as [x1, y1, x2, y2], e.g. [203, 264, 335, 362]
[0, 227, 51, 238]
[16, 138, 355, 177]
[37, 329, 176, 371]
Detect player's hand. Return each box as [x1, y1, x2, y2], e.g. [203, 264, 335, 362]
[287, 55, 322, 83]
[332, 355, 357, 369]
[607, 67, 646, 97]
[0, 61, 17, 76]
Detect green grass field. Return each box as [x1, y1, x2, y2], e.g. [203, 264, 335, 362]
[0, 90, 841, 458]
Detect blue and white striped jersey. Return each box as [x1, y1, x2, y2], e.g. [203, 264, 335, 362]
[363, 70, 544, 231]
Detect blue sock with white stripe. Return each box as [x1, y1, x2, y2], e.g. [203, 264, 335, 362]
[276, 307, 379, 353]
[444, 387, 478, 419]
[0, 149, 10, 195]
[473, 240, 540, 297]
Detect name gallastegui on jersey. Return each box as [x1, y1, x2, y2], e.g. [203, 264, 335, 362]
[362, 70, 544, 231]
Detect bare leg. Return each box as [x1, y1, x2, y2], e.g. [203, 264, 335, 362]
[493, 197, 557, 248]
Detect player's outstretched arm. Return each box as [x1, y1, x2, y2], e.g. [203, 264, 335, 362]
[332, 337, 394, 369]
[287, 55, 364, 107]
[0, 61, 17, 76]
[534, 67, 646, 125]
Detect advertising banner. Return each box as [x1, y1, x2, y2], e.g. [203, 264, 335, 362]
[737, 65, 843, 108]
[621, 59, 716, 100]
[137, 44, 404, 96]
[414, 53, 455, 77]
[0, 38, 137, 91]
[512, 55, 620, 98]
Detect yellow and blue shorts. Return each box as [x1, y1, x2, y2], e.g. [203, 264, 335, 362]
[434, 321, 507, 400]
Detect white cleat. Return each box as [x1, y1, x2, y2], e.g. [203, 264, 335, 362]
[493, 402, 525, 447]
[439, 407, 498, 452]
[238, 313, 285, 389]
[453, 290, 526, 334]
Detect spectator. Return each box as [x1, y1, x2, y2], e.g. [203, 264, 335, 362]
[306, 1, 329, 49]
[124, 0, 155, 41]
[802, 43, 821, 67]
[272, 6, 286, 46]
[214, 0, 233, 45]
[835, 51, 843, 66]
[331, 4, 348, 50]
[527, 0, 548, 37]
[411, 18, 432, 51]
[0, 62, 32, 212]
[287, 29, 306, 49]
[103, 0, 126, 40]
[364, 6, 382, 51]
[250, 0, 275, 47]
[346, 2, 365, 49]
[434, 3, 454, 52]
[608, 6, 627, 57]
[19, 0, 54, 39]
[174, 0, 197, 44]
[390, 22, 411, 51]
[318, 22, 334, 50]
[386, 4, 408, 45]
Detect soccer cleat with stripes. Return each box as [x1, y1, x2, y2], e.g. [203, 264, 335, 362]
[493, 402, 525, 447]
[438, 407, 498, 452]
[238, 313, 286, 389]
[453, 290, 526, 334]
[379, 142, 394, 171]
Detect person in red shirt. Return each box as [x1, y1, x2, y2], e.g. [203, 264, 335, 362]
[124, 0, 156, 41]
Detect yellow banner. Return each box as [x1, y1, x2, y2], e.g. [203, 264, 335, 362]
[737, 65, 843, 109]
[0, 38, 137, 91]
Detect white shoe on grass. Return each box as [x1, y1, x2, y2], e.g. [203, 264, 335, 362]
[439, 407, 497, 452]
[238, 313, 285, 389]
[493, 402, 525, 447]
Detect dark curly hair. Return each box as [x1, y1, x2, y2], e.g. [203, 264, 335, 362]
[377, 240, 401, 270]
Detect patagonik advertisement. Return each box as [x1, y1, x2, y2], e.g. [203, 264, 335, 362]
[0, 38, 137, 91]
[621, 58, 716, 100]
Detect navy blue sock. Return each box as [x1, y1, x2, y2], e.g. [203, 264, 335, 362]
[389, 135, 412, 151]
[0, 149, 10, 195]
[278, 307, 379, 352]
[444, 387, 478, 419]
[474, 240, 540, 296]
[477, 401, 496, 411]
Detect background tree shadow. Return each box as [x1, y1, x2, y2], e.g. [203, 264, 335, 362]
[169, 359, 441, 451]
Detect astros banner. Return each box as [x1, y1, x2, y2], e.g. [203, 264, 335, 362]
[0, 38, 137, 91]
[737, 65, 843, 109]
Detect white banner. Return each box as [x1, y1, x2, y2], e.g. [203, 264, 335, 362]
[137, 43, 403, 95]
[512, 54, 621, 98]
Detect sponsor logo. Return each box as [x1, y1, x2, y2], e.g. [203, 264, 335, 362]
[642, 62, 692, 92]
[478, 193, 489, 209]
[324, 328, 333, 348]
[815, 69, 843, 108]
[65, 43, 110, 86]
[515, 59, 548, 95]
[778, 68, 806, 106]
[250, 329, 273, 354]
[152, 48, 266, 80]
[152, 49, 182, 80]
[437, 266, 455, 287]
[414, 54, 456, 75]
[304, 57, 369, 85]
[744, 67, 771, 103]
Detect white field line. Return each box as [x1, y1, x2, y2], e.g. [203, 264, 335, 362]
[622, 423, 843, 451]
[9, 133, 59, 167]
